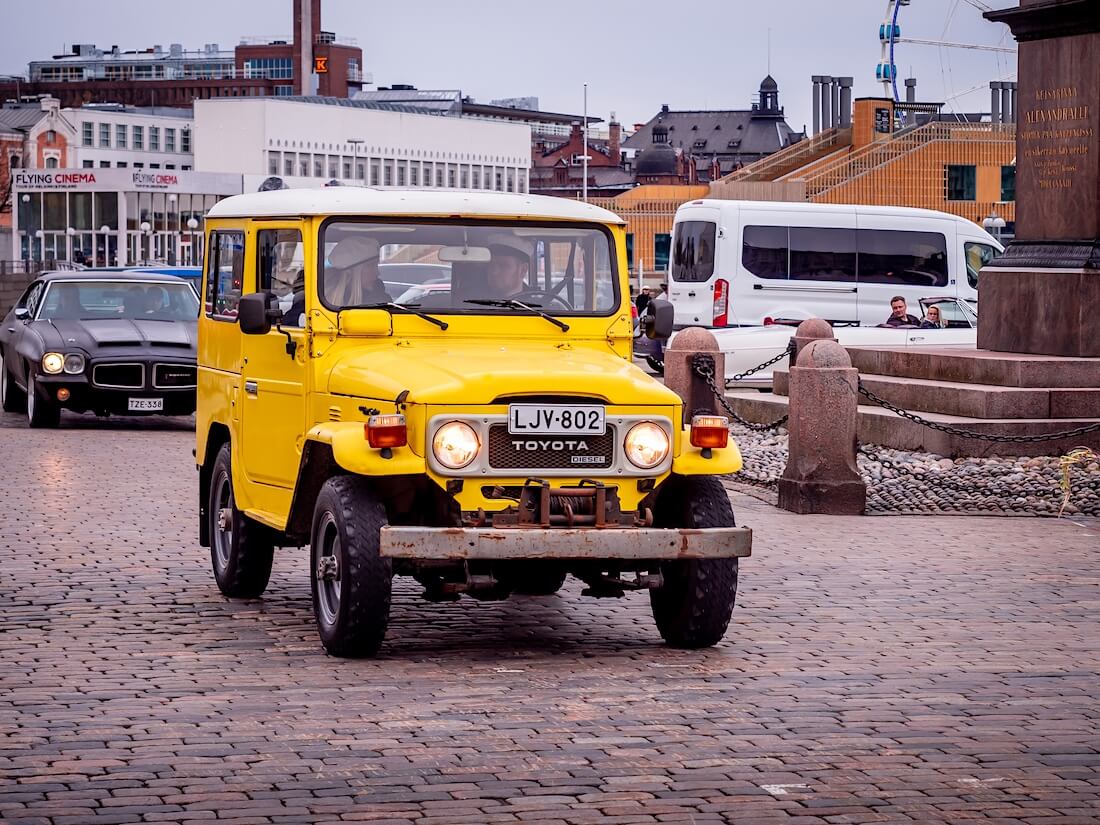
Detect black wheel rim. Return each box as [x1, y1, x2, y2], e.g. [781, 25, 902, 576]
[212, 470, 233, 573]
[315, 511, 341, 627]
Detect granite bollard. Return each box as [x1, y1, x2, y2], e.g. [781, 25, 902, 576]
[664, 327, 723, 425]
[778, 338, 867, 515]
[791, 317, 837, 361]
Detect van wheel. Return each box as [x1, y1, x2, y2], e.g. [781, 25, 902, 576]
[310, 476, 392, 658]
[649, 476, 738, 648]
[209, 443, 274, 598]
[1, 351, 27, 413]
[26, 373, 60, 428]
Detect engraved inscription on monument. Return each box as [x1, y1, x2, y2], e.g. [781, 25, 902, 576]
[1020, 85, 1092, 192]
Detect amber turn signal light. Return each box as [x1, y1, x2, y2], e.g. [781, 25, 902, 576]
[56, 388, 71, 402]
[365, 414, 407, 449]
[690, 415, 729, 448]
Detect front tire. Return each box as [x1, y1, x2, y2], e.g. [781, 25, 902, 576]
[26, 372, 60, 428]
[649, 476, 739, 648]
[208, 443, 274, 598]
[0, 351, 27, 414]
[310, 476, 392, 658]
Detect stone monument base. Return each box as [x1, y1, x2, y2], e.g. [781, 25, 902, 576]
[978, 268, 1100, 357]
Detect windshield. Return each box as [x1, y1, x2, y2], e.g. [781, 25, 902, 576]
[319, 220, 618, 315]
[39, 280, 200, 322]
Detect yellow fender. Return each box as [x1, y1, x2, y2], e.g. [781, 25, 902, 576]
[306, 422, 427, 476]
[671, 431, 743, 475]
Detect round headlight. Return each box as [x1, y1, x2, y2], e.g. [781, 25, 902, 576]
[432, 421, 481, 470]
[41, 352, 64, 374]
[63, 353, 85, 374]
[624, 422, 670, 469]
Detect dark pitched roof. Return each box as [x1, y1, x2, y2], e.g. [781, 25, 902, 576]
[624, 109, 800, 159]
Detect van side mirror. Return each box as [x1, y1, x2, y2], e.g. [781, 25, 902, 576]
[644, 299, 674, 339]
[238, 292, 279, 335]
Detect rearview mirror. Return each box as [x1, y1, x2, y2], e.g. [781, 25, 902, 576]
[438, 245, 491, 263]
[13, 307, 30, 321]
[238, 292, 279, 335]
[644, 299, 674, 340]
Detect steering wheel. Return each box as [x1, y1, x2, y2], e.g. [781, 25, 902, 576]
[513, 289, 572, 311]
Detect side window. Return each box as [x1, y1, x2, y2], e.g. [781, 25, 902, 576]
[21, 282, 45, 317]
[789, 227, 857, 283]
[857, 230, 948, 287]
[204, 231, 245, 320]
[671, 221, 716, 283]
[964, 242, 997, 290]
[742, 225, 788, 280]
[258, 228, 305, 328]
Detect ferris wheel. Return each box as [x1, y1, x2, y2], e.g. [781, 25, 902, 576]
[876, 0, 1016, 103]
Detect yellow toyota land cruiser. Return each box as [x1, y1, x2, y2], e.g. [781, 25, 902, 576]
[196, 187, 750, 657]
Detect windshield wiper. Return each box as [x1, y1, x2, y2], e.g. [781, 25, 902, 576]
[344, 302, 448, 330]
[464, 298, 569, 332]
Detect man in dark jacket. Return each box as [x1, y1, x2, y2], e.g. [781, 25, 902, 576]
[884, 295, 920, 327]
[635, 286, 652, 315]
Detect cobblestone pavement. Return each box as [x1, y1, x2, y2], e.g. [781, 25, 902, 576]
[2, 410, 1099, 824]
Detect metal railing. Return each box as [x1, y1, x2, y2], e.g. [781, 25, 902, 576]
[717, 128, 851, 184]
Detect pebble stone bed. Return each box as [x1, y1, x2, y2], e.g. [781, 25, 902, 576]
[726, 426, 1100, 517]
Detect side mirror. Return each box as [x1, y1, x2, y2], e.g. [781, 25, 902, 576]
[644, 299, 674, 340]
[13, 307, 30, 321]
[238, 292, 279, 335]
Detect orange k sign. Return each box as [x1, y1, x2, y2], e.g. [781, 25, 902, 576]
[314, 56, 329, 73]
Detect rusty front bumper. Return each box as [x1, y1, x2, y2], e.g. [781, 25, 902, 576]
[379, 526, 752, 561]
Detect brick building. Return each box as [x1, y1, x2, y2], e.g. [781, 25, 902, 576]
[0, 0, 363, 109]
[529, 120, 636, 196]
[0, 98, 77, 232]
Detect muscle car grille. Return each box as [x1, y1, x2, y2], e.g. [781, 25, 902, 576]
[92, 363, 144, 389]
[152, 364, 196, 389]
[486, 424, 615, 470]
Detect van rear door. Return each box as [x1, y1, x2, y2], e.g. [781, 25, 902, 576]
[668, 207, 721, 327]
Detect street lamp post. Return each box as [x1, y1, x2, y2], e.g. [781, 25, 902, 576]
[983, 212, 1006, 241]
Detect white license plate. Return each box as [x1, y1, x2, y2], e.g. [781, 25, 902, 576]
[128, 398, 164, 411]
[508, 404, 605, 435]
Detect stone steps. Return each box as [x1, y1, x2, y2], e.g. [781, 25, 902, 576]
[844, 346, 1100, 388]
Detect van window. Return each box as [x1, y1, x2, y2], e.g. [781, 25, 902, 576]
[789, 227, 856, 283]
[671, 221, 716, 283]
[742, 225, 788, 280]
[858, 230, 948, 287]
[964, 241, 998, 290]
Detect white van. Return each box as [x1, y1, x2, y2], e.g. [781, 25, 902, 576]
[667, 200, 1002, 328]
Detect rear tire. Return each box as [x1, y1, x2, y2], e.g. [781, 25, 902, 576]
[0, 351, 27, 414]
[26, 373, 60, 428]
[649, 476, 739, 648]
[208, 443, 275, 598]
[310, 476, 392, 658]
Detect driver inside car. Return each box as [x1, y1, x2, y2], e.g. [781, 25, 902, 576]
[486, 235, 533, 298]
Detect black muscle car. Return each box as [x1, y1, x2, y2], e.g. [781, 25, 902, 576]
[0, 271, 199, 427]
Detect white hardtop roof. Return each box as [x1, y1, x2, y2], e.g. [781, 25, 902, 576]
[682, 198, 972, 224]
[207, 187, 625, 225]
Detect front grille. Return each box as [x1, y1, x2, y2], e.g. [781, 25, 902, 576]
[152, 363, 196, 389]
[486, 424, 615, 470]
[92, 363, 144, 389]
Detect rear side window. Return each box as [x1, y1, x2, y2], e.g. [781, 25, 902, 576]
[205, 231, 245, 320]
[742, 225, 788, 280]
[858, 229, 948, 287]
[964, 241, 998, 290]
[790, 227, 856, 283]
[671, 221, 716, 282]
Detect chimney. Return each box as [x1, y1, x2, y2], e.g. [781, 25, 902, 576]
[609, 116, 621, 166]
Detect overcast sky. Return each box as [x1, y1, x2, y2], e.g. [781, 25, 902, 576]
[5, 0, 1019, 132]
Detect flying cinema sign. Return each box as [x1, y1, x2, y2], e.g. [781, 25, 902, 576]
[11, 168, 243, 195]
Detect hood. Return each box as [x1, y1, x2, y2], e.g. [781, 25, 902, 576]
[48, 318, 196, 350]
[327, 340, 682, 406]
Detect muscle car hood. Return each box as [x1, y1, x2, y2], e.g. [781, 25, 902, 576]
[327, 340, 681, 406]
[48, 318, 197, 350]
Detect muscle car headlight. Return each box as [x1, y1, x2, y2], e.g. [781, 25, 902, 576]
[624, 422, 670, 469]
[41, 352, 64, 374]
[63, 354, 85, 374]
[432, 421, 480, 470]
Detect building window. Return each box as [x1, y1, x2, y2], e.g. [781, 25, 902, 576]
[165, 164, 175, 170]
[82, 160, 94, 169]
[269, 152, 280, 175]
[181, 129, 191, 153]
[329, 155, 339, 178]
[243, 57, 293, 79]
[437, 167, 444, 187]
[625, 233, 634, 270]
[116, 124, 127, 148]
[149, 127, 160, 151]
[82, 122, 94, 146]
[410, 165, 419, 186]
[275, 85, 294, 96]
[182, 165, 191, 171]
[150, 163, 160, 169]
[99, 161, 110, 168]
[133, 126, 144, 150]
[946, 164, 976, 201]
[356, 161, 365, 180]
[384, 164, 393, 186]
[1000, 165, 1016, 202]
[654, 233, 672, 271]
[133, 162, 144, 169]
[116, 162, 127, 168]
[284, 154, 295, 176]
[342, 159, 351, 178]
[398, 165, 406, 186]
[371, 162, 380, 186]
[165, 128, 176, 153]
[313, 155, 324, 177]
[99, 123, 110, 147]
[45, 157, 58, 168]
[46, 130, 56, 143]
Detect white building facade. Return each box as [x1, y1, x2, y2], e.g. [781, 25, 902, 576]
[71, 105, 194, 171]
[193, 97, 531, 195]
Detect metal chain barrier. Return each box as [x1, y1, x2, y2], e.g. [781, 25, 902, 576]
[725, 341, 796, 385]
[858, 380, 1100, 444]
[692, 352, 790, 433]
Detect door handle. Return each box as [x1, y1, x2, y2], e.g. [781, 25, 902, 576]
[687, 291, 696, 297]
[244, 380, 258, 396]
